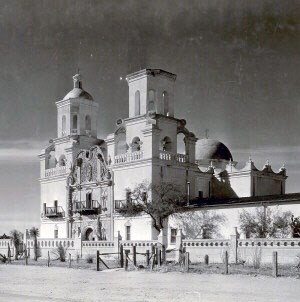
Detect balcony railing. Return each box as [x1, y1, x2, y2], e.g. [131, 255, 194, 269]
[71, 129, 78, 135]
[159, 151, 189, 163]
[114, 151, 143, 164]
[73, 200, 101, 215]
[45, 166, 67, 178]
[43, 206, 65, 218]
[114, 199, 125, 210]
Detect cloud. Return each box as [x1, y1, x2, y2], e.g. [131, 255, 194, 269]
[0, 139, 46, 161]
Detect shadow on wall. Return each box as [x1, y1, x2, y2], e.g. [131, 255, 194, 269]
[212, 171, 238, 198]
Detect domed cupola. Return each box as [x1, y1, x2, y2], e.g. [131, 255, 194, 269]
[63, 74, 94, 101]
[196, 138, 236, 171]
[56, 74, 98, 138]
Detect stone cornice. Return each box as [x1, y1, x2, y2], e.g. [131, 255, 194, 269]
[55, 98, 99, 108]
[126, 69, 177, 83]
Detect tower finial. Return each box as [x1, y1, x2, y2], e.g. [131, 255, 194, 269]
[73, 73, 82, 89]
[205, 129, 209, 139]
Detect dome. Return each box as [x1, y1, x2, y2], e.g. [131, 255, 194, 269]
[63, 88, 93, 101]
[62, 73, 94, 101]
[196, 139, 233, 161]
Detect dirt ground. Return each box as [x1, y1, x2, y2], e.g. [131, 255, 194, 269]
[0, 265, 300, 302]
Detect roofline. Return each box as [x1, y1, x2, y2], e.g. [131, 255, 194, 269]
[184, 193, 300, 210]
[126, 69, 177, 82]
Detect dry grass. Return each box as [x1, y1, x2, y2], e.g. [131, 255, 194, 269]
[2, 258, 300, 278]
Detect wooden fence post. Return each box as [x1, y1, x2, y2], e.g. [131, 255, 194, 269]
[157, 249, 162, 266]
[133, 246, 137, 267]
[184, 252, 189, 272]
[151, 245, 155, 258]
[68, 253, 71, 268]
[162, 245, 166, 265]
[25, 248, 28, 265]
[273, 251, 278, 278]
[120, 244, 124, 268]
[150, 252, 156, 270]
[47, 251, 50, 267]
[146, 250, 150, 266]
[155, 247, 159, 265]
[125, 250, 129, 271]
[96, 250, 100, 271]
[7, 243, 11, 264]
[204, 254, 209, 265]
[224, 251, 229, 275]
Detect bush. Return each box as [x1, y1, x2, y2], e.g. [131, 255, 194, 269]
[51, 245, 68, 262]
[0, 254, 7, 263]
[85, 254, 94, 263]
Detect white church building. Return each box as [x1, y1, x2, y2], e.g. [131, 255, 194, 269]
[39, 69, 287, 244]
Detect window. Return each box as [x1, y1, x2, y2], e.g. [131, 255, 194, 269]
[54, 229, 58, 239]
[72, 115, 78, 130]
[148, 90, 155, 111]
[126, 190, 132, 204]
[86, 193, 92, 208]
[85, 115, 91, 131]
[198, 191, 203, 198]
[126, 226, 131, 240]
[161, 136, 172, 152]
[131, 137, 141, 152]
[170, 228, 177, 244]
[134, 91, 140, 116]
[62, 115, 66, 136]
[163, 91, 169, 115]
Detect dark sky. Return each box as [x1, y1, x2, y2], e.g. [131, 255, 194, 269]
[0, 0, 299, 233]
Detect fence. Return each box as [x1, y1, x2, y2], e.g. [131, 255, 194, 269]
[175, 229, 300, 265]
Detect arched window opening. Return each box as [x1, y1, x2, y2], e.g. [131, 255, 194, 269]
[163, 91, 169, 115]
[58, 154, 66, 167]
[134, 91, 140, 116]
[48, 150, 56, 169]
[177, 133, 186, 154]
[115, 131, 127, 155]
[131, 137, 141, 152]
[72, 115, 78, 133]
[148, 90, 155, 112]
[85, 115, 91, 131]
[86, 192, 92, 209]
[62, 115, 66, 136]
[161, 136, 172, 152]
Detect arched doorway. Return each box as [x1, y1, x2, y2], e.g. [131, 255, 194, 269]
[85, 228, 94, 241]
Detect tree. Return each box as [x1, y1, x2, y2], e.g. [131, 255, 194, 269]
[291, 215, 300, 238]
[239, 207, 293, 238]
[96, 216, 102, 240]
[29, 227, 39, 261]
[118, 181, 187, 233]
[173, 210, 227, 239]
[10, 229, 22, 260]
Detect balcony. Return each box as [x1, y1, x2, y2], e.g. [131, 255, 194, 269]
[114, 200, 125, 210]
[71, 129, 78, 135]
[43, 206, 65, 218]
[73, 200, 101, 215]
[45, 166, 67, 178]
[159, 151, 189, 163]
[114, 151, 143, 164]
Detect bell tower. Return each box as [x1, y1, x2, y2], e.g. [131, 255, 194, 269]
[126, 69, 176, 118]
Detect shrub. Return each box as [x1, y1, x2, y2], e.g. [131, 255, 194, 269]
[51, 245, 68, 262]
[86, 254, 94, 263]
[0, 254, 7, 263]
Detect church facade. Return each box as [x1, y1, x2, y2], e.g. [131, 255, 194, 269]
[39, 69, 287, 244]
